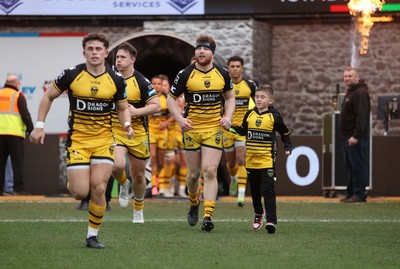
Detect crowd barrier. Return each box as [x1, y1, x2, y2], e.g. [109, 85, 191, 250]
[23, 135, 400, 196]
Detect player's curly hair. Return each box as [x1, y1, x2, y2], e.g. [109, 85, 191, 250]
[82, 33, 110, 49]
[196, 34, 216, 51]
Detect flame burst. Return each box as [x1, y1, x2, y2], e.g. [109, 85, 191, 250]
[348, 0, 385, 54]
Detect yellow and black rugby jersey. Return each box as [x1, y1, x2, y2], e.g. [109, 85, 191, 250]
[148, 92, 168, 133]
[169, 63, 233, 132]
[231, 79, 257, 126]
[230, 106, 292, 169]
[111, 70, 157, 137]
[53, 63, 127, 147]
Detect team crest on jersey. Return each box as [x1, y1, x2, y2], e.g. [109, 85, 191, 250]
[109, 144, 115, 155]
[255, 119, 262, 127]
[204, 80, 210, 88]
[91, 87, 98, 96]
[235, 89, 240, 95]
[215, 131, 223, 145]
[144, 141, 149, 155]
[267, 169, 274, 178]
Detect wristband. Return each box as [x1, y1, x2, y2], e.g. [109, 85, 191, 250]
[35, 121, 45, 128]
[124, 121, 131, 128]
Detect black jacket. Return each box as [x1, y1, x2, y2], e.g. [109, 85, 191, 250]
[339, 80, 370, 139]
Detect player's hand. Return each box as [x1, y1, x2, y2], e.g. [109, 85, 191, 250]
[128, 104, 137, 116]
[178, 118, 193, 132]
[220, 116, 231, 130]
[159, 122, 168, 130]
[125, 126, 134, 140]
[29, 128, 45, 144]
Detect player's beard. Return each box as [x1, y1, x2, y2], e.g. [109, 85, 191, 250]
[196, 54, 213, 67]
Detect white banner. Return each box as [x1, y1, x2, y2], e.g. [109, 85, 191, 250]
[0, 0, 204, 16]
[0, 34, 87, 134]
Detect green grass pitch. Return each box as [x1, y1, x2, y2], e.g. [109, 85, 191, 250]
[1, 198, 399, 269]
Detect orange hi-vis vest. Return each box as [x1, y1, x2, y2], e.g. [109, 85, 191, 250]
[0, 87, 27, 138]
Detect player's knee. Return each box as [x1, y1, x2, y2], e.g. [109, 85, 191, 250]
[165, 150, 175, 161]
[203, 166, 218, 180]
[237, 157, 245, 166]
[70, 190, 88, 200]
[150, 154, 157, 162]
[132, 173, 145, 184]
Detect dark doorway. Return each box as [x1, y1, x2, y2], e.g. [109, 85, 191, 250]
[107, 34, 195, 83]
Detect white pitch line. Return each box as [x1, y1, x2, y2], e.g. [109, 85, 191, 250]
[0, 218, 399, 223]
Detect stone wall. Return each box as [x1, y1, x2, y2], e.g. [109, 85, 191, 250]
[270, 23, 400, 135]
[1, 19, 399, 135]
[252, 20, 273, 84]
[143, 20, 256, 79]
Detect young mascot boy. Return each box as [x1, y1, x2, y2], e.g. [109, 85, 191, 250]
[228, 84, 292, 234]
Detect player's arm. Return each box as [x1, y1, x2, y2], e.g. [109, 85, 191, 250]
[29, 84, 62, 144]
[167, 94, 183, 125]
[116, 101, 133, 139]
[159, 113, 175, 130]
[167, 69, 193, 131]
[129, 96, 161, 117]
[130, 75, 161, 117]
[221, 89, 235, 129]
[167, 94, 193, 132]
[228, 109, 250, 136]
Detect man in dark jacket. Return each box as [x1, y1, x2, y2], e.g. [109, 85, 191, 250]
[339, 67, 370, 203]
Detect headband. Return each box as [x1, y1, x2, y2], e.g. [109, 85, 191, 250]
[195, 41, 215, 54]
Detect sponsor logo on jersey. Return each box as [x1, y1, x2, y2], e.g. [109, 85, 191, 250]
[235, 98, 249, 106]
[193, 93, 219, 103]
[247, 130, 271, 141]
[76, 99, 110, 112]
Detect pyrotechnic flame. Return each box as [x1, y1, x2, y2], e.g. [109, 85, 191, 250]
[348, 0, 385, 55]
